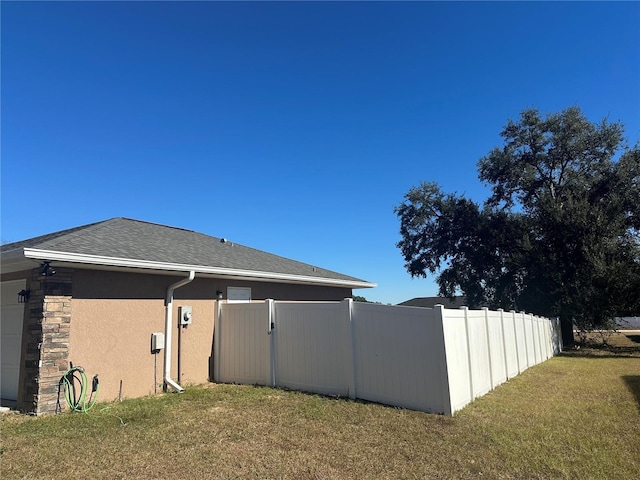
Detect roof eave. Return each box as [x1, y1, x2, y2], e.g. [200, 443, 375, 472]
[22, 248, 377, 289]
[1, 247, 26, 261]
[0, 248, 39, 274]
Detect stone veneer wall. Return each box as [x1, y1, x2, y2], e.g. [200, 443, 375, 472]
[18, 268, 72, 415]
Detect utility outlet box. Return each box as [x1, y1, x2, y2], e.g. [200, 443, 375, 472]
[179, 306, 192, 326]
[151, 332, 165, 353]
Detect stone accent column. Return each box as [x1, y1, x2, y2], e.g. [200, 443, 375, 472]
[17, 268, 73, 415]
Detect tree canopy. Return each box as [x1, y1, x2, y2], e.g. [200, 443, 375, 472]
[395, 107, 640, 345]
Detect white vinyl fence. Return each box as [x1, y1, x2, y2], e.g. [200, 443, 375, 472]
[214, 300, 562, 415]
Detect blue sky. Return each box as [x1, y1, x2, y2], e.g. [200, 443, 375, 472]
[2, 1, 639, 305]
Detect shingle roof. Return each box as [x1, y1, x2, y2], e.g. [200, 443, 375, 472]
[1, 218, 374, 287]
[397, 296, 467, 308]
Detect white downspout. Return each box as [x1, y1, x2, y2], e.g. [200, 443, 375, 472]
[164, 271, 195, 392]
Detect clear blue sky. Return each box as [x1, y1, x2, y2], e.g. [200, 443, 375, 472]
[2, 1, 639, 305]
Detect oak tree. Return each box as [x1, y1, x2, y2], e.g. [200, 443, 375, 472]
[396, 107, 640, 346]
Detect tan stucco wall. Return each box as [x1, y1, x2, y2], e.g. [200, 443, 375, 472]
[69, 297, 215, 401]
[68, 269, 353, 402]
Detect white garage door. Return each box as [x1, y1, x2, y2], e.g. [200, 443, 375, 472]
[1, 279, 26, 401]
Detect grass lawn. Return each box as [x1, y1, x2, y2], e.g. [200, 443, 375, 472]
[2, 335, 639, 479]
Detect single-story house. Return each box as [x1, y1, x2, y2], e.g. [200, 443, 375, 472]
[398, 296, 467, 309]
[614, 317, 640, 329]
[0, 218, 375, 414]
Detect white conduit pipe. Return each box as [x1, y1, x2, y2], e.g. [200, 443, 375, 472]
[164, 271, 195, 392]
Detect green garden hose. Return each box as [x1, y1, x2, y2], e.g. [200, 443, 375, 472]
[61, 366, 99, 413]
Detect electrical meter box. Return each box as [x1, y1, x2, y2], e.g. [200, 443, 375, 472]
[151, 332, 165, 353]
[179, 306, 192, 326]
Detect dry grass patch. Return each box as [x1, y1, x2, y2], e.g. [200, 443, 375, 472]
[2, 352, 639, 479]
[575, 330, 640, 354]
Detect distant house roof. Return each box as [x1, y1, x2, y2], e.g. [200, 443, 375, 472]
[1, 218, 375, 289]
[398, 296, 467, 309]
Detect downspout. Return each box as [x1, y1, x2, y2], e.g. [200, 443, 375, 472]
[164, 271, 195, 392]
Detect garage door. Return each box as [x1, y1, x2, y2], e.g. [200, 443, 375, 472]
[1, 279, 26, 401]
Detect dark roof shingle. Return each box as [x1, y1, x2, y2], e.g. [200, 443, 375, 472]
[2, 218, 373, 286]
[398, 296, 467, 308]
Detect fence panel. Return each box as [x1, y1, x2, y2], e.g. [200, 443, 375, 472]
[531, 315, 541, 365]
[274, 301, 350, 397]
[524, 314, 536, 367]
[501, 310, 520, 378]
[352, 303, 449, 414]
[513, 312, 528, 372]
[216, 302, 270, 385]
[535, 317, 546, 362]
[441, 308, 472, 413]
[467, 309, 492, 399]
[486, 310, 507, 387]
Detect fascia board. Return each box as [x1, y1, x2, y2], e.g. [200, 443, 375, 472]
[23, 248, 377, 289]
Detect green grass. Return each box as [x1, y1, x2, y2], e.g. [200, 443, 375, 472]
[2, 346, 639, 479]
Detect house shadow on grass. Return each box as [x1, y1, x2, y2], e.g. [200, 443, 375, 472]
[622, 376, 640, 412]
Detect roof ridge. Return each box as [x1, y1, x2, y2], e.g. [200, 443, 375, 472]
[118, 217, 195, 233]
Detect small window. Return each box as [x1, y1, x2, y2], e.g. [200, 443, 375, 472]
[227, 287, 251, 303]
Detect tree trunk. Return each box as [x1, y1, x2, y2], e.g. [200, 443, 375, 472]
[560, 315, 575, 349]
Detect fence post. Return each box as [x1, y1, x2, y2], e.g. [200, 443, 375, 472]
[267, 299, 275, 387]
[528, 313, 534, 365]
[434, 304, 452, 416]
[499, 308, 509, 381]
[214, 300, 223, 382]
[461, 306, 475, 401]
[521, 311, 530, 368]
[511, 310, 521, 374]
[532, 314, 539, 365]
[543, 317, 551, 359]
[542, 317, 549, 360]
[483, 307, 495, 389]
[531, 315, 537, 363]
[536, 316, 544, 363]
[344, 298, 356, 400]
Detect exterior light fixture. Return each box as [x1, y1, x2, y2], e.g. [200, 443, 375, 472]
[18, 289, 30, 303]
[216, 290, 223, 299]
[39, 261, 56, 277]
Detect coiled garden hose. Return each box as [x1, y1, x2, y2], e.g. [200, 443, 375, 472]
[61, 366, 99, 413]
